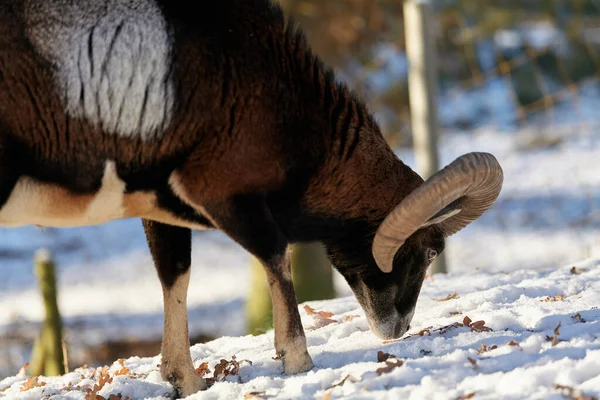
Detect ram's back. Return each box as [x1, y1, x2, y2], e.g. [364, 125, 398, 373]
[0, 0, 296, 229]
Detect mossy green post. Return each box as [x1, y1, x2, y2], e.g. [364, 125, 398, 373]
[246, 242, 335, 335]
[29, 249, 65, 376]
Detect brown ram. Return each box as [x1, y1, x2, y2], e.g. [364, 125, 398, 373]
[0, 0, 503, 397]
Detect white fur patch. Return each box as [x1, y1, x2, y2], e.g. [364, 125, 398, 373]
[0, 160, 129, 227]
[24, 0, 174, 140]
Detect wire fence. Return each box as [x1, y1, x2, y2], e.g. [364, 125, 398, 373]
[429, 1, 600, 134]
[408, 1, 600, 272]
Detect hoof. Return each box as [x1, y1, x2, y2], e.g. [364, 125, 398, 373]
[282, 349, 313, 375]
[162, 364, 207, 398]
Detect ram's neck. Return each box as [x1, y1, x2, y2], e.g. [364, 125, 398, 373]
[268, 21, 424, 244]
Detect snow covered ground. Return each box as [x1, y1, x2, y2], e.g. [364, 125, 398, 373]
[1, 259, 599, 399]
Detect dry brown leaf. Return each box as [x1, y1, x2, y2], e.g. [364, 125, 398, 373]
[321, 374, 357, 399]
[433, 292, 459, 302]
[507, 340, 520, 346]
[117, 359, 126, 367]
[304, 305, 334, 318]
[572, 313, 586, 323]
[546, 322, 562, 346]
[417, 327, 432, 336]
[196, 362, 210, 376]
[459, 393, 476, 400]
[449, 311, 462, 316]
[83, 366, 113, 399]
[85, 392, 106, 400]
[20, 376, 46, 392]
[341, 315, 360, 322]
[114, 367, 130, 376]
[477, 343, 498, 354]
[94, 374, 113, 392]
[0, 386, 9, 393]
[570, 266, 588, 275]
[470, 320, 492, 332]
[376, 359, 403, 375]
[553, 384, 598, 400]
[463, 316, 473, 326]
[244, 392, 266, 399]
[304, 305, 337, 329]
[331, 374, 357, 387]
[436, 322, 463, 334]
[17, 362, 29, 377]
[541, 295, 565, 302]
[377, 351, 396, 363]
[108, 395, 131, 400]
[211, 356, 251, 383]
[467, 357, 477, 366]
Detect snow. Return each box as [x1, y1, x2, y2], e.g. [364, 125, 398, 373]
[1, 260, 599, 399]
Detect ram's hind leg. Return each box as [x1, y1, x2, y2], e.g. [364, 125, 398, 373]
[142, 220, 206, 397]
[201, 194, 314, 375]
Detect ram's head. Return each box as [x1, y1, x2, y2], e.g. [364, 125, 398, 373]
[336, 152, 503, 340]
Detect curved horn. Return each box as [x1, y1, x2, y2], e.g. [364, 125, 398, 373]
[372, 152, 503, 273]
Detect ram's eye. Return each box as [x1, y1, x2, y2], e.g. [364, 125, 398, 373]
[427, 249, 438, 261]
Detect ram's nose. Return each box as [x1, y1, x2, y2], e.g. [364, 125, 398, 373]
[367, 309, 415, 340]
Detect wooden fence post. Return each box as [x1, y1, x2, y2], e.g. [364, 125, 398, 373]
[29, 249, 65, 376]
[404, 0, 447, 274]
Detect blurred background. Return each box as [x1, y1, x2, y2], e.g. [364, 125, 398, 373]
[2, 0, 600, 379]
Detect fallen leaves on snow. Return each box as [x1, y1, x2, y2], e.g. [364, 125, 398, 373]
[572, 312, 586, 323]
[433, 292, 459, 301]
[477, 339, 521, 355]
[195, 361, 210, 376]
[20, 376, 46, 392]
[303, 305, 360, 330]
[376, 359, 404, 375]
[458, 393, 476, 400]
[17, 362, 29, 377]
[321, 374, 359, 400]
[546, 322, 562, 346]
[245, 391, 268, 399]
[304, 305, 337, 329]
[194, 356, 252, 386]
[463, 316, 493, 332]
[553, 384, 598, 400]
[377, 351, 396, 362]
[570, 266, 588, 275]
[477, 343, 498, 354]
[541, 295, 565, 302]
[374, 351, 404, 375]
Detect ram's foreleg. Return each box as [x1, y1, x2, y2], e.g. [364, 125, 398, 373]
[201, 194, 313, 374]
[142, 220, 206, 397]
